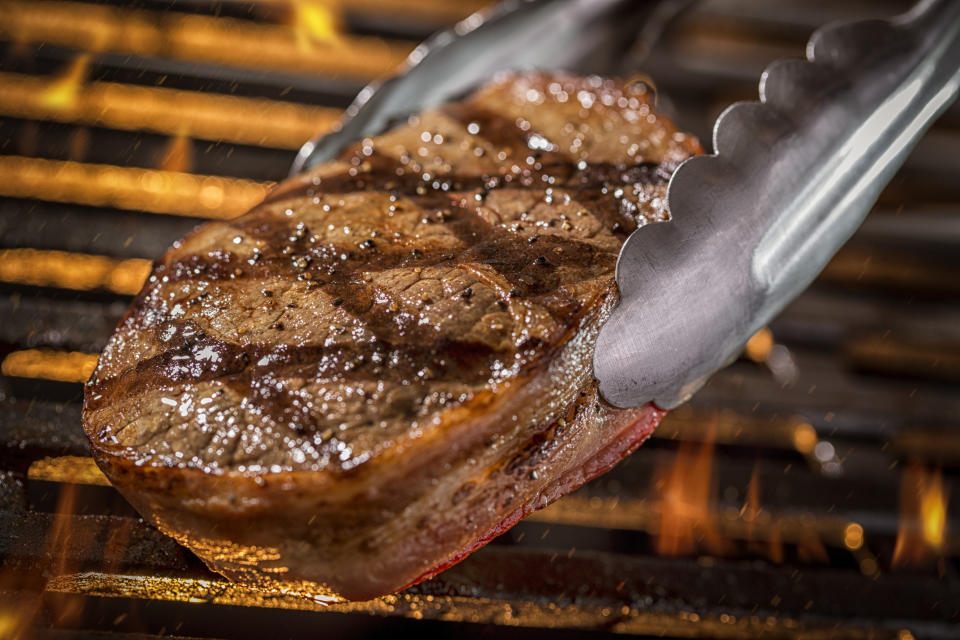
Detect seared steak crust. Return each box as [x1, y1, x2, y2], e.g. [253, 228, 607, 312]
[83, 72, 700, 601]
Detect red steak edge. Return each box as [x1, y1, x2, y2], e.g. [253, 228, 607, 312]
[405, 403, 664, 590]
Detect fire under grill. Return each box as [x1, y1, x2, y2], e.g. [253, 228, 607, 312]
[1, 0, 958, 638]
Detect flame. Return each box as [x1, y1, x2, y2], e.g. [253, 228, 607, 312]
[292, 0, 343, 52]
[742, 463, 761, 538]
[653, 417, 728, 556]
[740, 463, 787, 564]
[35, 484, 84, 627]
[1, 2, 409, 81]
[157, 133, 194, 173]
[40, 54, 91, 110]
[893, 463, 949, 568]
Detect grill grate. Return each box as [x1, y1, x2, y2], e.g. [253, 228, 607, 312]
[1, 1, 958, 638]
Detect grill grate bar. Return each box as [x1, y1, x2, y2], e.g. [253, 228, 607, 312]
[0, 71, 341, 150]
[0, 156, 272, 220]
[30, 544, 960, 640]
[0, 1, 413, 82]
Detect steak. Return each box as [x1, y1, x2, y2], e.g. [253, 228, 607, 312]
[82, 72, 701, 601]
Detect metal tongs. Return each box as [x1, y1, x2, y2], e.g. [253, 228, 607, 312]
[293, 0, 960, 410]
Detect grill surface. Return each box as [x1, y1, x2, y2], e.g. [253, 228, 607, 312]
[0, 1, 958, 638]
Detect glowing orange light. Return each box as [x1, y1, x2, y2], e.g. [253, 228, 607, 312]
[0, 2, 410, 81]
[1, 349, 99, 384]
[28, 456, 111, 487]
[892, 463, 949, 568]
[0, 156, 271, 220]
[744, 327, 774, 363]
[44, 483, 87, 626]
[653, 417, 727, 556]
[0, 71, 341, 150]
[843, 523, 864, 551]
[921, 477, 947, 550]
[791, 422, 818, 455]
[0, 248, 150, 294]
[293, 0, 343, 52]
[0, 611, 22, 639]
[40, 54, 91, 109]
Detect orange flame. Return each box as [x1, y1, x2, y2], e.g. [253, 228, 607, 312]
[653, 417, 728, 556]
[741, 463, 788, 564]
[893, 463, 949, 568]
[0, 484, 86, 634]
[742, 463, 761, 538]
[157, 133, 194, 173]
[40, 54, 91, 110]
[292, 0, 343, 52]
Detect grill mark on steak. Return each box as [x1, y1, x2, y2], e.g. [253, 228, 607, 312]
[85, 331, 502, 413]
[90, 155, 645, 424]
[84, 74, 692, 482]
[262, 151, 669, 238]
[158, 190, 618, 289]
[83, 71, 702, 602]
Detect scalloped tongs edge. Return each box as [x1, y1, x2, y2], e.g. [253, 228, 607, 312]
[594, 0, 960, 409]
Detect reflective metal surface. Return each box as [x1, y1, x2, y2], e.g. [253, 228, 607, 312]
[595, 0, 960, 409]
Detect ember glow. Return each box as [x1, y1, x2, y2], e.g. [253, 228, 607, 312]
[892, 463, 949, 568]
[292, 0, 343, 51]
[653, 418, 728, 556]
[39, 54, 91, 110]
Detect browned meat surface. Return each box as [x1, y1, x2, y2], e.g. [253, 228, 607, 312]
[82, 72, 701, 601]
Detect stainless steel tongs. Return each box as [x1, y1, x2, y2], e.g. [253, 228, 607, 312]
[292, 0, 960, 410]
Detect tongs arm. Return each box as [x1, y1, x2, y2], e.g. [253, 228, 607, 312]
[595, 0, 960, 409]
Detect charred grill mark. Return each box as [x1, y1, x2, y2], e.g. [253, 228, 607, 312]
[155, 192, 618, 301]
[443, 103, 562, 164]
[260, 133, 669, 241]
[262, 151, 667, 214]
[442, 103, 673, 234]
[85, 321, 501, 419]
[444, 200, 615, 299]
[95, 87, 684, 442]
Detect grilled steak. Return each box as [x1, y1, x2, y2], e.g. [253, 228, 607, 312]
[83, 72, 701, 601]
